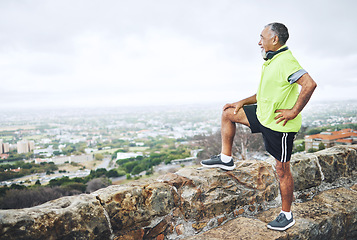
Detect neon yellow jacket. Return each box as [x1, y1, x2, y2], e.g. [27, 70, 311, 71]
[256, 46, 303, 132]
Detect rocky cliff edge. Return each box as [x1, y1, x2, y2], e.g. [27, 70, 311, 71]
[0, 145, 356, 240]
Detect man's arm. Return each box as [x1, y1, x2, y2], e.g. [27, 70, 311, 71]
[275, 73, 317, 126]
[222, 94, 257, 114]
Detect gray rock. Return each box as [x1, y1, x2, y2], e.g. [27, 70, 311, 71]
[0, 145, 356, 240]
[189, 186, 357, 240]
[314, 145, 357, 183]
[92, 183, 177, 237]
[172, 160, 279, 220]
[290, 153, 323, 191]
[0, 194, 111, 240]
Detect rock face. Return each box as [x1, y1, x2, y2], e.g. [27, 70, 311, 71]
[94, 182, 178, 239]
[165, 160, 279, 221]
[0, 194, 112, 240]
[290, 145, 357, 191]
[0, 145, 356, 240]
[186, 185, 357, 240]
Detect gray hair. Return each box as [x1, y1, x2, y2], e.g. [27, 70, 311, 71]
[265, 22, 289, 45]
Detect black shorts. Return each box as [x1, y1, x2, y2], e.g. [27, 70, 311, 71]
[243, 104, 297, 163]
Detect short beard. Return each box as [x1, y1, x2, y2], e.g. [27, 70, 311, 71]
[261, 49, 267, 60]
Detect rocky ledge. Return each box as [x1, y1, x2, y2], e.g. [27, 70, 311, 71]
[187, 186, 357, 240]
[0, 145, 356, 240]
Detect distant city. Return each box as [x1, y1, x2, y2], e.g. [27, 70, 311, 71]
[0, 100, 356, 155]
[0, 104, 221, 158]
[302, 100, 357, 127]
[0, 100, 356, 187]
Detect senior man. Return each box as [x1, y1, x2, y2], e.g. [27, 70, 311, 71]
[201, 22, 317, 231]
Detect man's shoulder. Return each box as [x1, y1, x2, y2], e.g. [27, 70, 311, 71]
[276, 50, 298, 62]
[272, 50, 302, 70]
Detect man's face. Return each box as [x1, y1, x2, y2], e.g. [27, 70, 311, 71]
[258, 27, 276, 53]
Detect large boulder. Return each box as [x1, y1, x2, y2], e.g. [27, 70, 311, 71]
[93, 182, 178, 238]
[162, 160, 279, 220]
[269, 145, 357, 192]
[314, 145, 357, 183]
[0, 145, 356, 240]
[188, 185, 357, 240]
[290, 153, 323, 191]
[0, 194, 111, 240]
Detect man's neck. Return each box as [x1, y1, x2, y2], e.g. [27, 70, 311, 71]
[271, 44, 284, 52]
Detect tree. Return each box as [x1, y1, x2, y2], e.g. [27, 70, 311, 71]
[131, 165, 142, 175]
[197, 126, 265, 160]
[62, 182, 86, 192]
[90, 168, 107, 178]
[123, 161, 139, 173]
[308, 148, 317, 153]
[0, 187, 81, 209]
[146, 167, 154, 176]
[293, 141, 305, 153]
[318, 142, 325, 151]
[53, 151, 62, 156]
[94, 153, 104, 161]
[106, 169, 119, 178]
[85, 178, 111, 193]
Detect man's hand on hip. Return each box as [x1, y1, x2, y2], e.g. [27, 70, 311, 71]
[274, 109, 298, 126]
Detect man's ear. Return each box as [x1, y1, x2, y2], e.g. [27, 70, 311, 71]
[273, 35, 279, 45]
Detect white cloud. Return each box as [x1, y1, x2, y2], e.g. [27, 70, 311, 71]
[0, 0, 356, 110]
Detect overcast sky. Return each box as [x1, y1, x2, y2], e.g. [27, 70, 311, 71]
[1, 0, 356, 110]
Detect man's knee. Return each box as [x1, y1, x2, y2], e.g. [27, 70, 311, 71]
[275, 161, 291, 179]
[222, 107, 234, 120]
[221, 106, 249, 127]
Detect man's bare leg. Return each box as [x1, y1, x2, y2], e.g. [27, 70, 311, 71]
[200, 105, 250, 170]
[220, 106, 250, 156]
[275, 160, 294, 212]
[266, 159, 295, 231]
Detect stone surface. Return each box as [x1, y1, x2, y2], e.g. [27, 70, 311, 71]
[113, 229, 144, 240]
[280, 145, 357, 192]
[93, 182, 178, 237]
[189, 187, 357, 240]
[185, 217, 285, 240]
[175, 224, 184, 235]
[0, 194, 111, 240]
[172, 160, 279, 220]
[258, 187, 357, 240]
[314, 145, 357, 183]
[290, 153, 323, 191]
[0, 145, 356, 240]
